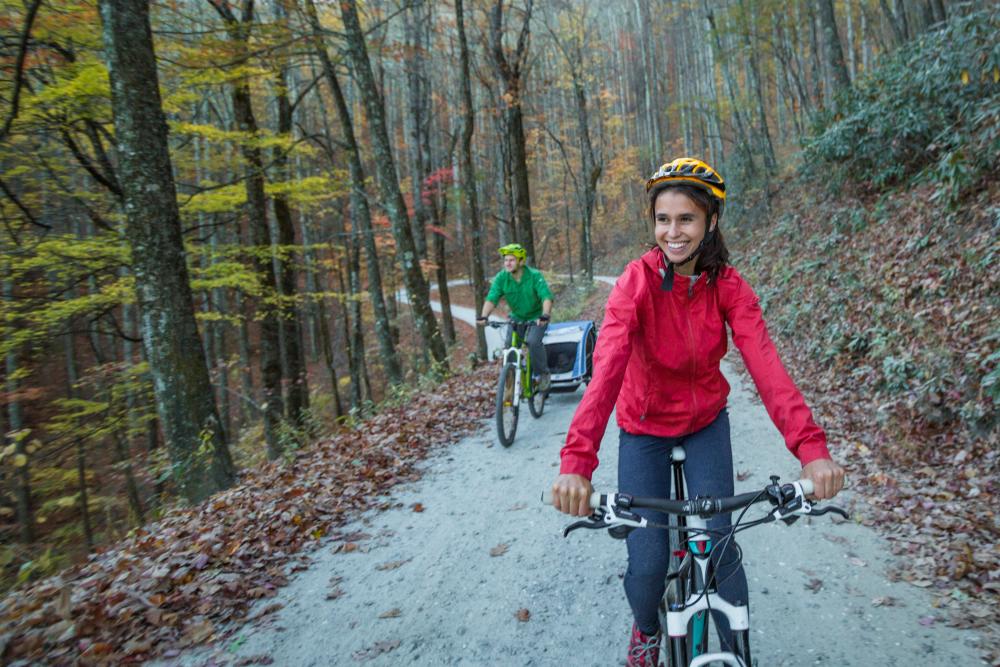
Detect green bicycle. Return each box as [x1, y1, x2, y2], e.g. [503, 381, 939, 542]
[487, 319, 547, 447]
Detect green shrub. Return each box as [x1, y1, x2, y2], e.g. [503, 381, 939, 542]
[805, 7, 1000, 204]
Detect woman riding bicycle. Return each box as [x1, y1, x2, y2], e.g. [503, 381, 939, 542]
[477, 243, 553, 390]
[547, 158, 846, 667]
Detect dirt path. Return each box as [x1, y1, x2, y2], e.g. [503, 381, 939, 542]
[155, 282, 985, 666]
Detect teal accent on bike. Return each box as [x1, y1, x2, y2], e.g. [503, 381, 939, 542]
[691, 611, 706, 657]
[688, 539, 713, 554]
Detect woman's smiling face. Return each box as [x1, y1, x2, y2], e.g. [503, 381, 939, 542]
[653, 188, 716, 274]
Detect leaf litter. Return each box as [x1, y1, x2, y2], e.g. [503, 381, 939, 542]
[0, 373, 492, 665]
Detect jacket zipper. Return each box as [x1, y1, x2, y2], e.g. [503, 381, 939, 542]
[685, 284, 698, 430]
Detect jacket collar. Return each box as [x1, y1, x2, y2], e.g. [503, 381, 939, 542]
[641, 247, 700, 293]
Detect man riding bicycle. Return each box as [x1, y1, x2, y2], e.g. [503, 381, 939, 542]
[476, 243, 553, 391]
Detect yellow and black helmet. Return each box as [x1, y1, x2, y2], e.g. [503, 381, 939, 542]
[646, 157, 726, 207]
[498, 243, 527, 260]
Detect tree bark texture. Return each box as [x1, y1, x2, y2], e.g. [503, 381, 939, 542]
[817, 0, 852, 100]
[306, 0, 404, 385]
[98, 0, 234, 502]
[455, 0, 488, 360]
[209, 0, 285, 458]
[489, 0, 536, 265]
[272, 48, 309, 427]
[338, 0, 448, 371]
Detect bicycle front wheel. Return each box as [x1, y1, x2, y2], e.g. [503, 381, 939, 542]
[495, 362, 519, 447]
[528, 378, 546, 418]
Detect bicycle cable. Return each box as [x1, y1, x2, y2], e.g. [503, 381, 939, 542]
[677, 488, 767, 655]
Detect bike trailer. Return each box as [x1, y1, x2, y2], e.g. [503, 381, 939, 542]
[542, 320, 596, 393]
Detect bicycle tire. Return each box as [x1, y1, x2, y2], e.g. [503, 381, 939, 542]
[583, 328, 596, 382]
[528, 378, 546, 418]
[495, 362, 519, 447]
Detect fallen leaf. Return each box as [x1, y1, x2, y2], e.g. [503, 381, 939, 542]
[918, 615, 937, 626]
[411, 503, 425, 512]
[378, 608, 402, 619]
[736, 470, 751, 481]
[871, 596, 897, 607]
[848, 557, 867, 567]
[234, 656, 275, 666]
[186, 619, 215, 643]
[508, 502, 527, 511]
[375, 559, 411, 571]
[490, 543, 509, 557]
[515, 608, 531, 622]
[804, 578, 823, 593]
[352, 639, 401, 661]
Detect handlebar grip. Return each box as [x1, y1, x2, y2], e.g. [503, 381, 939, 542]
[540, 490, 603, 508]
[797, 479, 814, 496]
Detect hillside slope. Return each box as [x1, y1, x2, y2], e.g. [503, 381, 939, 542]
[729, 178, 998, 658]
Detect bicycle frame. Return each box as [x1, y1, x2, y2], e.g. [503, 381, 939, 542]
[499, 322, 534, 401]
[663, 446, 751, 667]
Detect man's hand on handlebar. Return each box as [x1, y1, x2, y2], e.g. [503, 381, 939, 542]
[476, 316, 488, 327]
[800, 458, 846, 500]
[550, 474, 593, 517]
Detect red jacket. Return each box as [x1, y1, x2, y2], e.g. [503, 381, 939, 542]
[560, 248, 831, 479]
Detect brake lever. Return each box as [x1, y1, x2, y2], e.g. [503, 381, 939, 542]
[563, 514, 610, 537]
[562, 502, 647, 538]
[807, 505, 849, 519]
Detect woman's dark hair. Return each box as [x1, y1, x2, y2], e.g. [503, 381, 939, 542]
[647, 183, 730, 284]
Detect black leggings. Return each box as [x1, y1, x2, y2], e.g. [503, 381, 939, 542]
[618, 409, 748, 644]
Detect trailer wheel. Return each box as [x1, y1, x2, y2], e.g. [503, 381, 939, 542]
[583, 328, 596, 382]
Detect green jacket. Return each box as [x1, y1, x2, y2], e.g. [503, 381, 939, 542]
[486, 266, 553, 321]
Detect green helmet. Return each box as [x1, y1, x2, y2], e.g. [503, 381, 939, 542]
[498, 243, 527, 260]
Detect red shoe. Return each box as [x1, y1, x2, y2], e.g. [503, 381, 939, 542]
[626, 623, 661, 667]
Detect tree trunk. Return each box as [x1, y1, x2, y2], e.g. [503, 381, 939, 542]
[489, 0, 537, 264]
[455, 0, 488, 360]
[4, 279, 34, 542]
[817, 0, 852, 102]
[272, 34, 309, 427]
[63, 327, 94, 550]
[879, 0, 907, 45]
[113, 433, 145, 525]
[208, 0, 284, 459]
[333, 249, 363, 409]
[98, 0, 234, 502]
[704, 5, 756, 173]
[306, 0, 404, 385]
[739, 0, 777, 170]
[338, 0, 448, 372]
[404, 1, 430, 262]
[235, 288, 257, 424]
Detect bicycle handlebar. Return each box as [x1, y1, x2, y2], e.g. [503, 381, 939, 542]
[485, 318, 541, 329]
[541, 476, 848, 537]
[540, 479, 815, 513]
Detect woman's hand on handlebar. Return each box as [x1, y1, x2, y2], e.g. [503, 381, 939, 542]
[550, 474, 593, 516]
[800, 458, 846, 500]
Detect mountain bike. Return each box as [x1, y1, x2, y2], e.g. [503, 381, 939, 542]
[544, 451, 848, 667]
[487, 319, 547, 447]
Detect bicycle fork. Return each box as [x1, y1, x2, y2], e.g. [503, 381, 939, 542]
[665, 448, 752, 667]
[504, 347, 523, 405]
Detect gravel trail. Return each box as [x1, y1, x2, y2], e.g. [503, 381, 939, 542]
[157, 364, 984, 666]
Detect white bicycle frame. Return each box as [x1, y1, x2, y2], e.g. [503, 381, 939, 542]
[665, 446, 750, 667]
